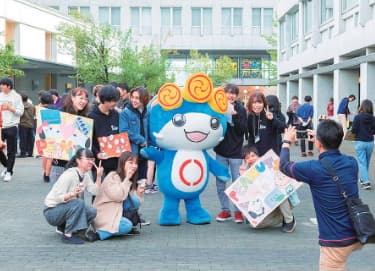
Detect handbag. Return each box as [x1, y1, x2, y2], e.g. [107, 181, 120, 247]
[321, 158, 375, 244]
[122, 195, 141, 227]
[344, 130, 356, 141]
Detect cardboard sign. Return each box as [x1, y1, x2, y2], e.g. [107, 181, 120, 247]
[34, 107, 93, 160]
[97, 132, 131, 158]
[225, 149, 302, 227]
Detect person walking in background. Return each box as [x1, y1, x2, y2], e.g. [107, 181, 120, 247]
[351, 99, 375, 190]
[49, 89, 63, 110]
[337, 94, 356, 135]
[280, 121, 362, 271]
[296, 95, 314, 157]
[327, 97, 334, 119]
[115, 82, 130, 112]
[18, 92, 35, 158]
[286, 96, 300, 127]
[214, 84, 247, 224]
[0, 78, 24, 182]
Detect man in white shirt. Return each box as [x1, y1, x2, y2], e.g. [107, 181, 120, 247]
[0, 78, 24, 181]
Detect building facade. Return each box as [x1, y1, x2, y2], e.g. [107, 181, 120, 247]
[278, 0, 375, 124]
[30, 0, 277, 93]
[0, 0, 78, 101]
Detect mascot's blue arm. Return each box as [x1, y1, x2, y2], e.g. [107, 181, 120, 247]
[140, 146, 164, 164]
[206, 153, 231, 182]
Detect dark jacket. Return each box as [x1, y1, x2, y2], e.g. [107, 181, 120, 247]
[280, 148, 359, 247]
[19, 102, 35, 128]
[337, 97, 349, 116]
[88, 104, 119, 173]
[247, 110, 286, 156]
[119, 103, 148, 155]
[214, 100, 247, 159]
[351, 113, 375, 142]
[296, 103, 314, 122]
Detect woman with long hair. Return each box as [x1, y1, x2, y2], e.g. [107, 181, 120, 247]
[93, 151, 145, 240]
[43, 148, 103, 244]
[351, 99, 375, 190]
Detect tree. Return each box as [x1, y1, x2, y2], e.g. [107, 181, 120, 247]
[0, 43, 25, 78]
[119, 44, 173, 94]
[184, 50, 235, 86]
[57, 17, 123, 84]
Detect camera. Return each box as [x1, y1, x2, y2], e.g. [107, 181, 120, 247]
[296, 130, 308, 139]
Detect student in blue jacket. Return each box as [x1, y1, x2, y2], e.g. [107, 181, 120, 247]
[280, 120, 362, 271]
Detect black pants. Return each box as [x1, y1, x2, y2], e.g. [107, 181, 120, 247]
[0, 126, 18, 174]
[18, 126, 35, 155]
[299, 123, 313, 153]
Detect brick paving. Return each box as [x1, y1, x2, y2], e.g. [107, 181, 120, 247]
[0, 141, 374, 270]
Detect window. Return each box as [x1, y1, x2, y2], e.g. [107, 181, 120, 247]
[191, 8, 212, 36]
[131, 7, 152, 35]
[252, 8, 274, 35]
[290, 11, 299, 42]
[221, 8, 242, 35]
[279, 20, 286, 49]
[161, 7, 182, 35]
[304, 0, 312, 34]
[99, 7, 120, 28]
[68, 6, 90, 17]
[342, 0, 358, 11]
[321, 0, 333, 23]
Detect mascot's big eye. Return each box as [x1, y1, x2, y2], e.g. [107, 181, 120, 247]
[210, 117, 220, 130]
[172, 114, 186, 127]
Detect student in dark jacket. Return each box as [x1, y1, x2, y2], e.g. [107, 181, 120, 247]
[280, 120, 362, 271]
[351, 99, 375, 190]
[247, 92, 287, 156]
[296, 95, 314, 157]
[214, 84, 247, 224]
[18, 92, 35, 158]
[88, 85, 120, 176]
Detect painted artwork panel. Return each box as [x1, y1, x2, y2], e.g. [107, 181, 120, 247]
[34, 107, 93, 161]
[97, 132, 131, 158]
[225, 149, 302, 227]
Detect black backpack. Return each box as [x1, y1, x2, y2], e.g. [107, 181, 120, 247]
[122, 195, 141, 227]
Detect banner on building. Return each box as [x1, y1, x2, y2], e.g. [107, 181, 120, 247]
[34, 107, 93, 161]
[225, 149, 302, 227]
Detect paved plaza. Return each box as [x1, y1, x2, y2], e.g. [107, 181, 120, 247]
[0, 141, 374, 271]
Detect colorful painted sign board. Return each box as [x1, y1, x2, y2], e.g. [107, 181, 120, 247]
[98, 132, 131, 158]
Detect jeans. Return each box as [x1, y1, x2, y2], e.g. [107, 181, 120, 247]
[355, 141, 374, 183]
[0, 126, 18, 174]
[97, 194, 140, 240]
[215, 154, 242, 212]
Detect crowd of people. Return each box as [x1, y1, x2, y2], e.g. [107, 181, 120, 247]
[0, 77, 372, 270]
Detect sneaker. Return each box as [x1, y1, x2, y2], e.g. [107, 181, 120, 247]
[0, 169, 7, 179]
[126, 228, 140, 235]
[282, 217, 296, 233]
[84, 230, 99, 242]
[216, 210, 232, 222]
[145, 184, 158, 194]
[361, 183, 371, 190]
[140, 218, 151, 226]
[3, 172, 12, 182]
[43, 174, 50, 183]
[308, 151, 314, 156]
[234, 212, 244, 224]
[61, 235, 84, 244]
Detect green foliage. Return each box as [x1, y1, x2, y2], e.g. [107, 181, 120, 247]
[184, 50, 234, 86]
[262, 14, 278, 85]
[0, 43, 25, 78]
[57, 20, 122, 84]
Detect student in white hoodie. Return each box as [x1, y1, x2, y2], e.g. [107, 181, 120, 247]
[0, 78, 24, 182]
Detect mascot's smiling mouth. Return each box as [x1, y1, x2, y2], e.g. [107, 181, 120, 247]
[184, 130, 209, 143]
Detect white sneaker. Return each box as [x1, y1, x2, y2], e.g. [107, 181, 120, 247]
[3, 172, 12, 182]
[0, 169, 6, 179]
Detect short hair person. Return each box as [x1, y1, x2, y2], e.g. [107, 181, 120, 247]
[280, 120, 362, 270]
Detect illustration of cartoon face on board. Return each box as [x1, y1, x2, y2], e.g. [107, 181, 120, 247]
[141, 73, 231, 225]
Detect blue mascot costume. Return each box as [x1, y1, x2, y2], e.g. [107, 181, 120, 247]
[141, 73, 231, 225]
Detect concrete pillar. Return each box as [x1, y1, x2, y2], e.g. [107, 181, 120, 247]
[313, 73, 334, 124]
[299, 76, 313, 101]
[278, 83, 287, 113]
[360, 62, 375, 102]
[287, 80, 299, 104]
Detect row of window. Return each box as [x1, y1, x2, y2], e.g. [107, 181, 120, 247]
[52, 6, 274, 36]
[279, 0, 359, 48]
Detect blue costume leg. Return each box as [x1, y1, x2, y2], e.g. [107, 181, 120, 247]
[185, 197, 211, 225]
[159, 195, 181, 226]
